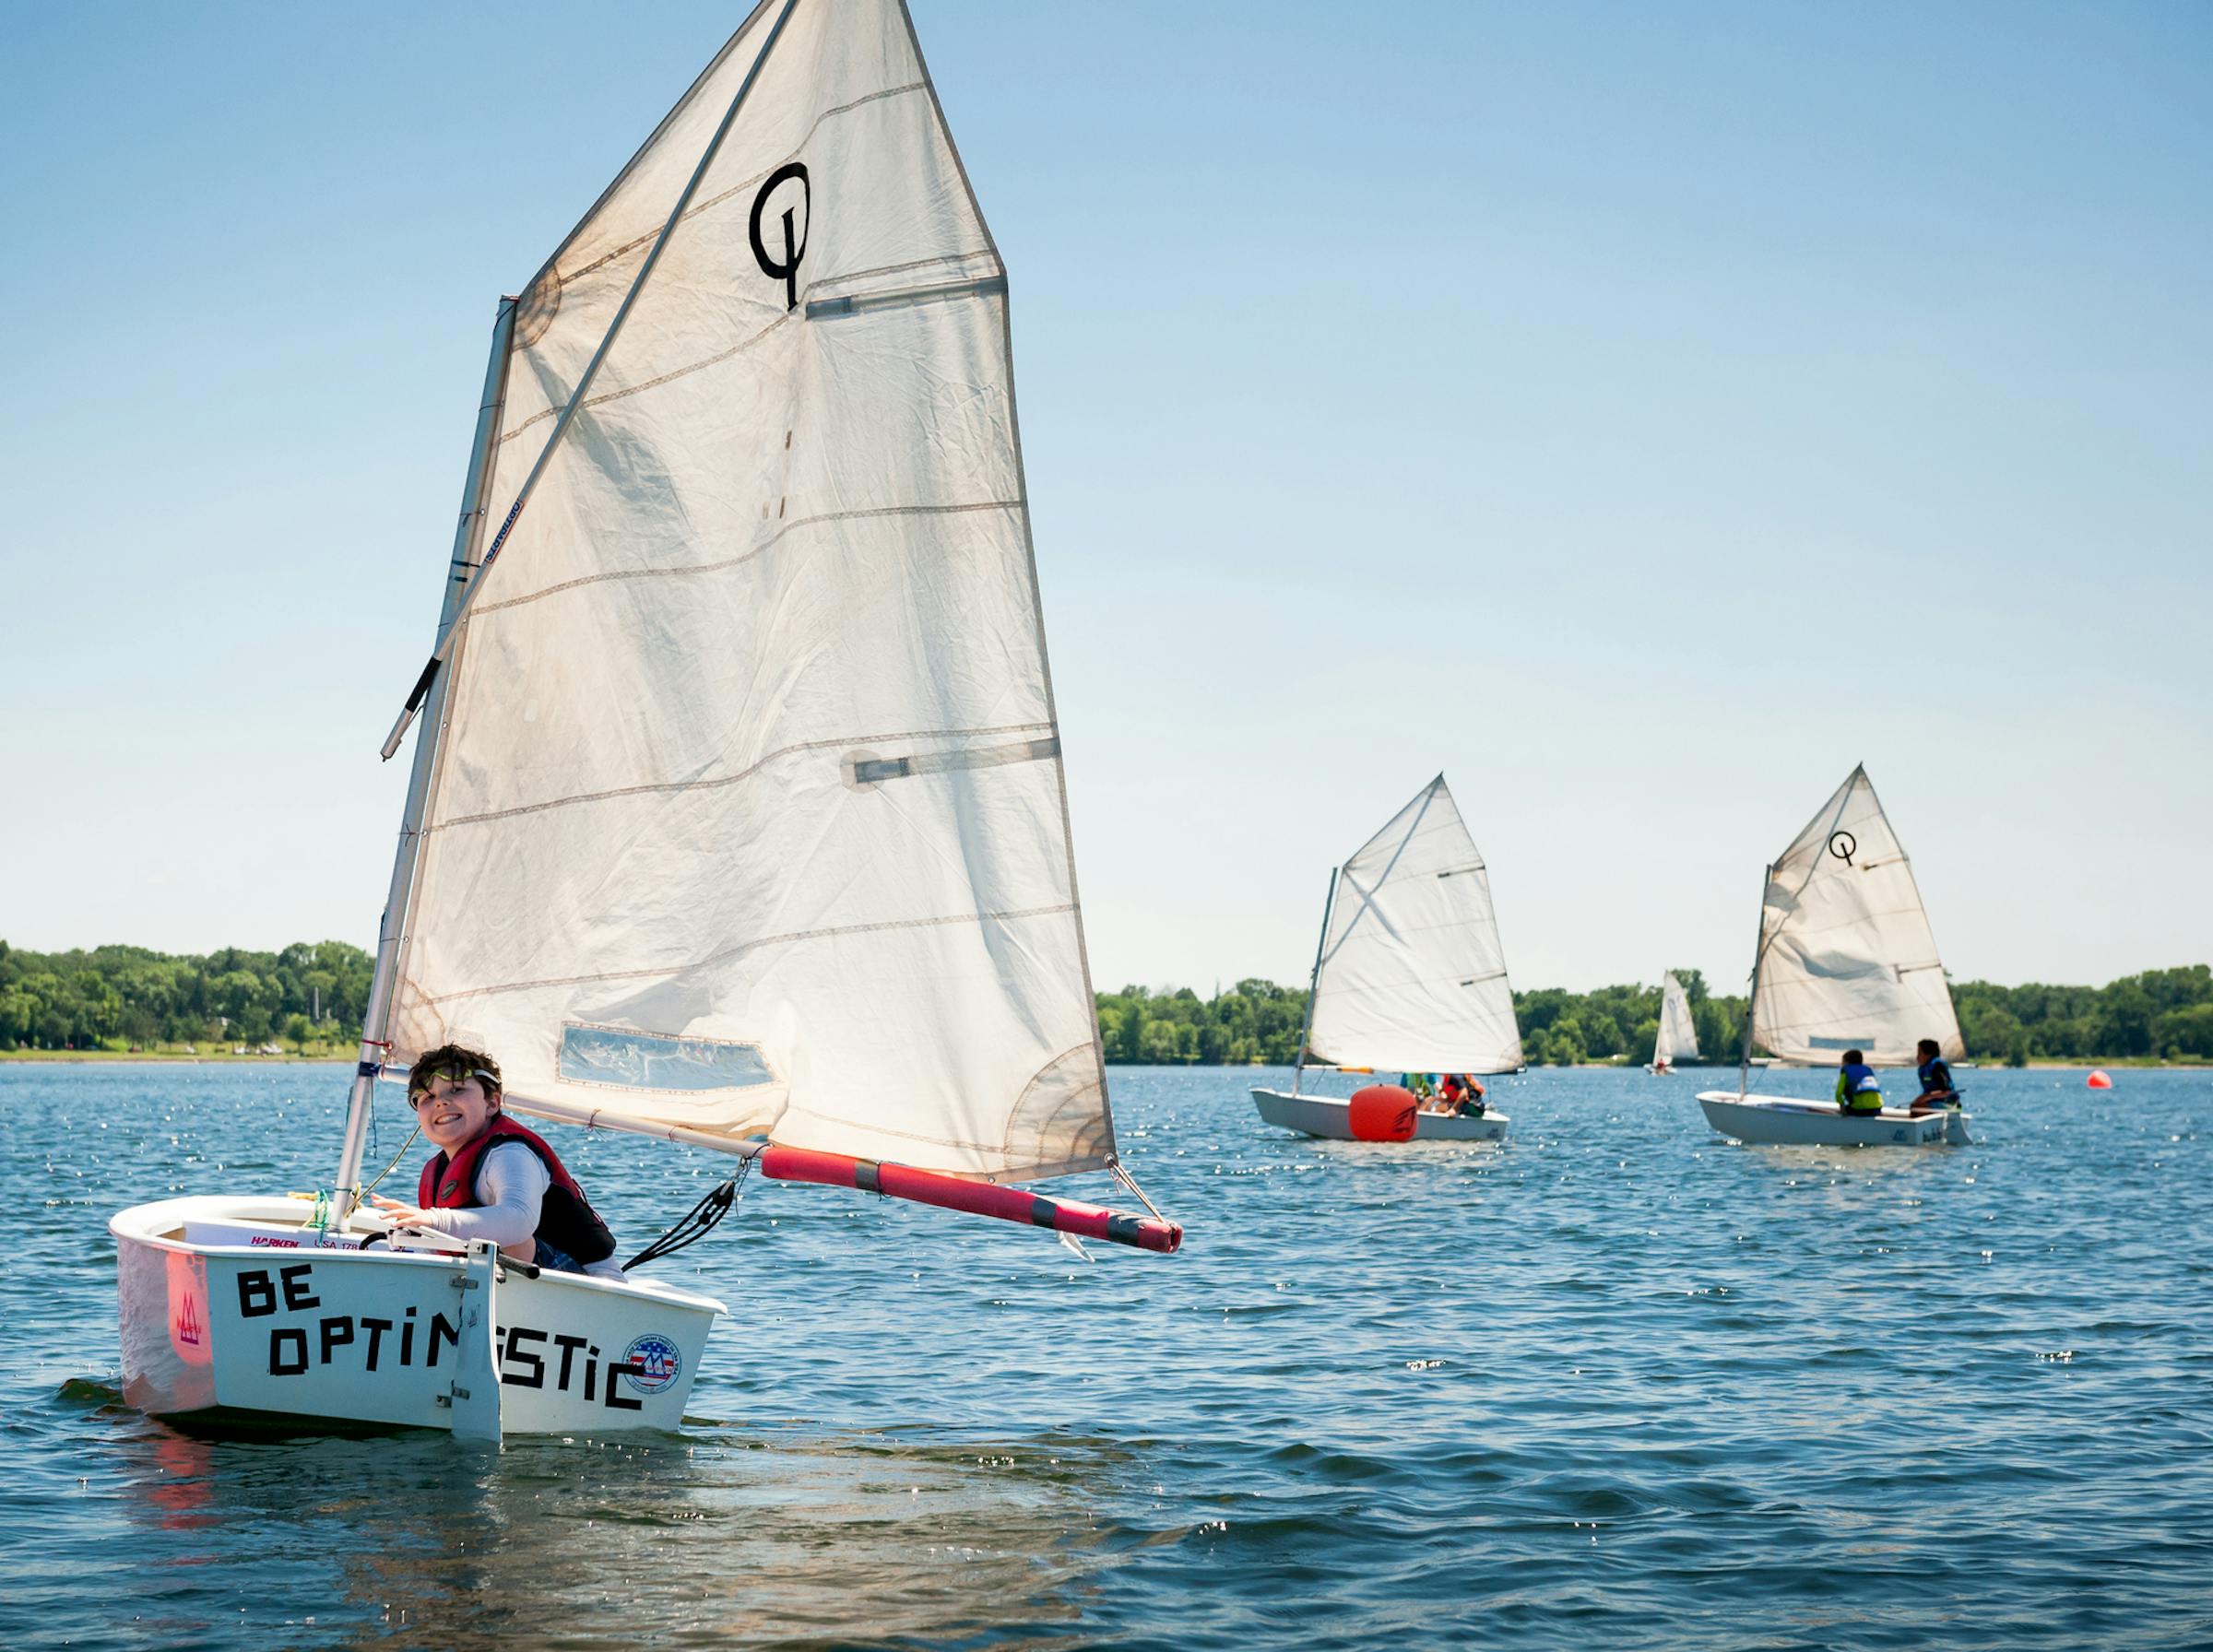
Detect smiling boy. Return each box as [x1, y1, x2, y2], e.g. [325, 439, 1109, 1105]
[370, 1044, 618, 1275]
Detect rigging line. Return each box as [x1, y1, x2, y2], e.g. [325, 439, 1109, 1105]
[1317, 784, 1444, 970]
[623, 1157, 751, 1271]
[357, 1118, 422, 1204]
[498, 247, 999, 448]
[380, 0, 805, 762]
[547, 82, 928, 291]
[1111, 1159, 1168, 1225]
[1755, 780, 1864, 979]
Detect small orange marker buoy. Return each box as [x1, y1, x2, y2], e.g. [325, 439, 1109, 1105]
[2086, 1069, 2113, 1090]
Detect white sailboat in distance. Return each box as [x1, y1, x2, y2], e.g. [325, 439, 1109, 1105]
[1252, 776, 1521, 1143]
[1698, 765, 1971, 1147]
[112, 0, 1178, 1440]
[1647, 972, 1698, 1074]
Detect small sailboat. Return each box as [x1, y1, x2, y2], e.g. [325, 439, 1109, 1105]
[112, 0, 1176, 1440]
[1697, 766, 1971, 1147]
[1646, 972, 1698, 1074]
[1252, 776, 1521, 1142]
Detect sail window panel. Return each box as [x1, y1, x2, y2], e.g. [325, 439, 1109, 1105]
[1752, 769, 1965, 1066]
[557, 1024, 777, 1092]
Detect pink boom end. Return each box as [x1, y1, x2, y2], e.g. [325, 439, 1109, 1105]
[758, 1146, 1181, 1254]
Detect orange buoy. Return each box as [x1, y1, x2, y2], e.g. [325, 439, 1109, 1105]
[2086, 1069, 2113, 1090]
[1347, 1084, 1418, 1142]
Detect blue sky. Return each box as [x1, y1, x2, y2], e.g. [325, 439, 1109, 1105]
[2, 1, 2207, 994]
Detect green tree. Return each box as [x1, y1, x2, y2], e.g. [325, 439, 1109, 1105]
[2153, 1003, 2213, 1059]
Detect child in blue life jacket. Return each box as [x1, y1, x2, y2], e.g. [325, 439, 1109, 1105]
[1834, 1050, 1885, 1115]
[1910, 1038, 1962, 1110]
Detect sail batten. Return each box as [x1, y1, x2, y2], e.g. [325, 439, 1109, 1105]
[1305, 777, 1524, 1076]
[1749, 766, 1964, 1068]
[387, 0, 1111, 1182]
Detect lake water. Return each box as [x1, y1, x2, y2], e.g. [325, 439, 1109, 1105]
[3, 1062, 2209, 1649]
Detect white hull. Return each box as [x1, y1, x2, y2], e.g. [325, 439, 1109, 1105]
[1250, 1089, 1509, 1142]
[113, 1195, 725, 1436]
[1695, 1092, 1971, 1148]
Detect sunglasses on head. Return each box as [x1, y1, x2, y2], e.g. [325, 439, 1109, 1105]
[408, 1062, 499, 1105]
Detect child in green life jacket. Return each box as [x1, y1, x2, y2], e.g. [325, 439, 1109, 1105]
[1834, 1050, 1885, 1115]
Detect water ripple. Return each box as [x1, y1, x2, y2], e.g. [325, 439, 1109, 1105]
[0, 1063, 2208, 1647]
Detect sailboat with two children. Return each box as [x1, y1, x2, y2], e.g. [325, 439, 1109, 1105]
[1252, 776, 1523, 1144]
[1697, 766, 1971, 1147]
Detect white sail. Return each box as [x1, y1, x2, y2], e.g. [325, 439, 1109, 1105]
[386, 0, 1111, 1182]
[1305, 776, 1524, 1076]
[1749, 766, 1964, 1067]
[1653, 972, 1698, 1066]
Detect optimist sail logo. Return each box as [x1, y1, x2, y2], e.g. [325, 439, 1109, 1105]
[623, 1333, 682, 1396]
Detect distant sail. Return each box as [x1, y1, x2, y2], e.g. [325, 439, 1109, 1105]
[1306, 776, 1524, 1076]
[1749, 766, 1964, 1067]
[1654, 972, 1698, 1065]
[387, 0, 1111, 1182]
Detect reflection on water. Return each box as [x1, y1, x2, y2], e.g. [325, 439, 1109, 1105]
[92, 1410, 1130, 1648]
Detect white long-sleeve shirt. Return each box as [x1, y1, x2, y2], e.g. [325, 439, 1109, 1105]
[418, 1141, 621, 1275]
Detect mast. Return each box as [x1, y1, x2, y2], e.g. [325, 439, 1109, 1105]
[332, 297, 518, 1214]
[1736, 862, 1770, 1097]
[1289, 865, 1339, 1099]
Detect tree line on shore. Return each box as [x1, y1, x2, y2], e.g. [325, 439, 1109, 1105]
[0, 940, 373, 1053]
[4, 939, 2209, 1066]
[1094, 964, 2213, 1067]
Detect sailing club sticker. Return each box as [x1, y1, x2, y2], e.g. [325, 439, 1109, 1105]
[623, 1333, 682, 1395]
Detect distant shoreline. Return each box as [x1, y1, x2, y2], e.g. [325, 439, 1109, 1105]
[0, 1049, 357, 1065]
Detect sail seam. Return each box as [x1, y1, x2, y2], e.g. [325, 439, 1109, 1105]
[1319, 782, 1447, 966]
[503, 312, 797, 444]
[415, 902, 1079, 1007]
[435, 718, 1056, 828]
[551, 83, 930, 290]
[471, 499, 1025, 618]
[498, 245, 1002, 448]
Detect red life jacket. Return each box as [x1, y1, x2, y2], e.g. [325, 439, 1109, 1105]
[417, 1115, 617, 1265]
